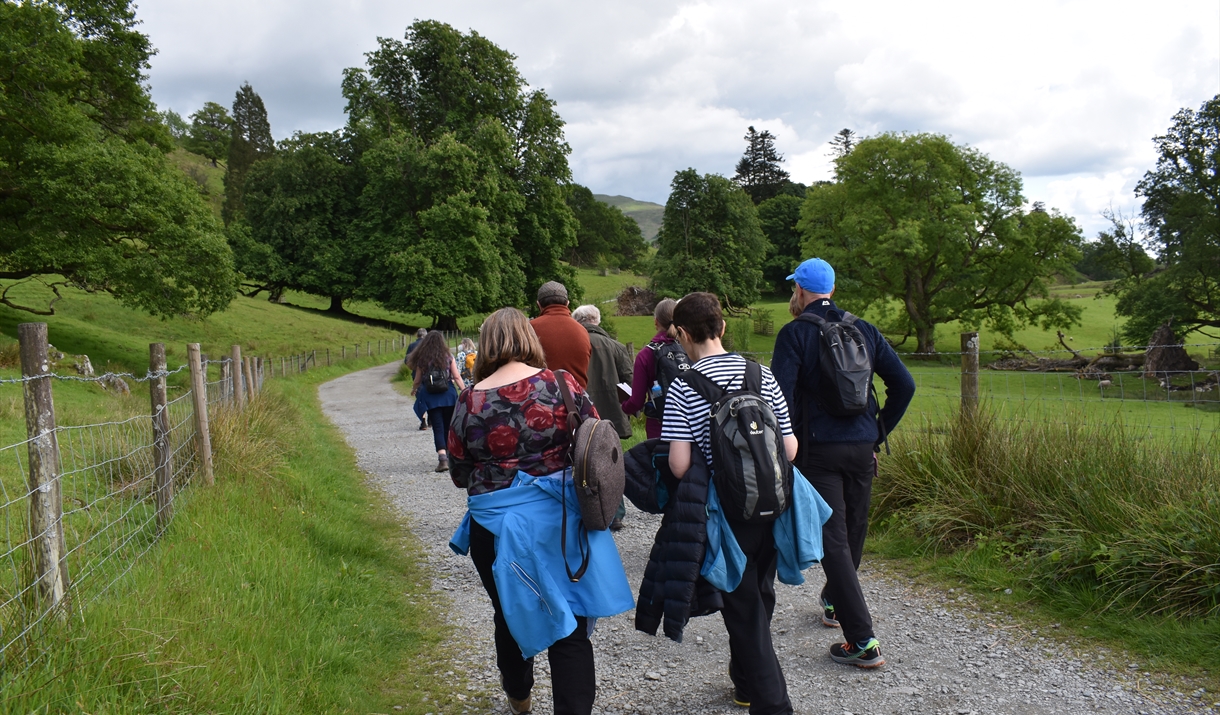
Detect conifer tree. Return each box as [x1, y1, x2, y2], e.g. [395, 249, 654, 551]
[733, 126, 789, 204]
[829, 128, 856, 158]
[223, 83, 274, 225]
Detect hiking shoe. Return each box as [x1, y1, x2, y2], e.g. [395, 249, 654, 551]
[507, 695, 532, 714]
[609, 517, 624, 531]
[435, 456, 449, 473]
[821, 597, 840, 628]
[418, 420, 428, 431]
[731, 688, 750, 707]
[830, 638, 885, 668]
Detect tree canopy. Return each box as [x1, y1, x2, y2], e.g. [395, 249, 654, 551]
[339, 20, 579, 326]
[223, 83, 274, 225]
[186, 101, 233, 167]
[650, 169, 768, 310]
[563, 185, 648, 270]
[0, 0, 236, 317]
[734, 126, 790, 204]
[799, 133, 1082, 353]
[1113, 95, 1220, 342]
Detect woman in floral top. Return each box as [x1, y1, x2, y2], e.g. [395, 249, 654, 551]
[447, 307, 600, 715]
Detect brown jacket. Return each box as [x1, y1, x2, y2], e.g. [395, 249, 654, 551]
[531, 304, 591, 387]
[583, 324, 634, 438]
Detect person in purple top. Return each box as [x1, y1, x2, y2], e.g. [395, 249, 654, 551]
[620, 298, 689, 439]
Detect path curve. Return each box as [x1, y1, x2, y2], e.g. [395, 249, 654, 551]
[319, 362, 1205, 715]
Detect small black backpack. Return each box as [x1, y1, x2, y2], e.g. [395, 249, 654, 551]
[797, 312, 873, 416]
[680, 360, 792, 523]
[423, 367, 451, 394]
[643, 341, 691, 420]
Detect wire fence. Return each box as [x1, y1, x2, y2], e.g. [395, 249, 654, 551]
[0, 326, 415, 675]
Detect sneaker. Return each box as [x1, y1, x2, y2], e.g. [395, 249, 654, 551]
[731, 688, 750, 707]
[507, 695, 532, 714]
[821, 597, 840, 628]
[830, 638, 885, 668]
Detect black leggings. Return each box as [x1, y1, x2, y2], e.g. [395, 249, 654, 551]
[469, 519, 596, 715]
[427, 406, 453, 452]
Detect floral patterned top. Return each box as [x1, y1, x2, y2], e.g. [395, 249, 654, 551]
[448, 369, 599, 495]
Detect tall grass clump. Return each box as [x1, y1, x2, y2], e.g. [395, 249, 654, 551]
[875, 407, 1220, 617]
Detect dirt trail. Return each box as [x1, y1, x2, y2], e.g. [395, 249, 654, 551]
[319, 362, 1206, 715]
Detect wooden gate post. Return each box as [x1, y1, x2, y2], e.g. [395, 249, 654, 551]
[150, 343, 174, 533]
[231, 345, 245, 410]
[17, 323, 69, 610]
[961, 332, 980, 418]
[187, 344, 214, 486]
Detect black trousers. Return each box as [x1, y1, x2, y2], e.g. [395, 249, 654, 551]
[427, 406, 453, 452]
[797, 442, 876, 645]
[724, 521, 793, 715]
[469, 520, 596, 715]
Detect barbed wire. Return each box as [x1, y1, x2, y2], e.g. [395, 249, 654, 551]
[0, 362, 192, 386]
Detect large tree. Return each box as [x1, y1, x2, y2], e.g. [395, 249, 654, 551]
[758, 193, 806, 292]
[186, 101, 233, 167]
[239, 131, 364, 311]
[650, 169, 768, 310]
[223, 83, 274, 225]
[564, 184, 648, 270]
[799, 133, 1082, 353]
[1113, 95, 1220, 342]
[0, 0, 236, 317]
[341, 20, 579, 325]
[734, 126, 790, 204]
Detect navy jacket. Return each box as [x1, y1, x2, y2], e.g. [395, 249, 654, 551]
[771, 298, 915, 448]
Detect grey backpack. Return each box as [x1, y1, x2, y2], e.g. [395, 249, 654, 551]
[797, 312, 873, 416]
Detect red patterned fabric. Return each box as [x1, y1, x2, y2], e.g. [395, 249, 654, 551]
[449, 369, 599, 495]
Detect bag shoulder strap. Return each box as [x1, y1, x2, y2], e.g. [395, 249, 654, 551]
[679, 367, 725, 407]
[796, 312, 827, 327]
[554, 369, 591, 583]
[744, 359, 762, 394]
[554, 369, 582, 433]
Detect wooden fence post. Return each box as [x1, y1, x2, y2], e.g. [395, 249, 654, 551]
[342, 345, 346, 360]
[18, 323, 69, 610]
[150, 343, 174, 534]
[244, 356, 256, 397]
[187, 344, 214, 486]
[367, 341, 371, 357]
[626, 341, 635, 356]
[231, 345, 245, 410]
[326, 347, 331, 367]
[961, 332, 980, 418]
[220, 359, 231, 403]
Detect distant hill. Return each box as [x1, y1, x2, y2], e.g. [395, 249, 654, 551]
[595, 194, 664, 243]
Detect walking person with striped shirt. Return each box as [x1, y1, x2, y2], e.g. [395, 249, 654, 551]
[662, 292, 799, 715]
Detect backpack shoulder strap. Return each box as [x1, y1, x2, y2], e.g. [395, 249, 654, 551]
[646, 340, 663, 352]
[743, 360, 762, 394]
[795, 312, 827, 327]
[554, 370, 582, 433]
[841, 311, 859, 325]
[679, 367, 725, 407]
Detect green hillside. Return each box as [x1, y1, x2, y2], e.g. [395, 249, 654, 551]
[595, 193, 664, 242]
[168, 148, 226, 218]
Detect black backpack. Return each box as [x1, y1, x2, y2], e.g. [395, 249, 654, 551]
[643, 340, 691, 420]
[797, 312, 873, 416]
[680, 360, 792, 523]
[423, 367, 451, 394]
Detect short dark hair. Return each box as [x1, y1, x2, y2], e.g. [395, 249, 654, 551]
[670, 292, 724, 344]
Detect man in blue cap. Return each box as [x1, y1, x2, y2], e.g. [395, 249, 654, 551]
[770, 258, 915, 669]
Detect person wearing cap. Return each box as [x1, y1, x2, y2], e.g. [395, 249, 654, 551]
[531, 281, 593, 388]
[770, 258, 915, 669]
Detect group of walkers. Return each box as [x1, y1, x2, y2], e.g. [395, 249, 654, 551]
[404, 258, 916, 715]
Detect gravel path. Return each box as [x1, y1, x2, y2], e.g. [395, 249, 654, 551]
[319, 363, 1209, 715]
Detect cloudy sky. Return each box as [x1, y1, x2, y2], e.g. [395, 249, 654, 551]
[140, 0, 1219, 238]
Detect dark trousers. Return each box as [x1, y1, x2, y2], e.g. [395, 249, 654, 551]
[427, 406, 453, 452]
[797, 442, 876, 645]
[469, 520, 596, 715]
[724, 522, 792, 715]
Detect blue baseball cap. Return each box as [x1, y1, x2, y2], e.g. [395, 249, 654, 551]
[786, 258, 835, 293]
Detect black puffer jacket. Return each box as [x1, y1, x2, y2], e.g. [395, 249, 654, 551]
[624, 439, 723, 642]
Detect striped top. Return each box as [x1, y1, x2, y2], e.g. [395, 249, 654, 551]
[660, 352, 794, 466]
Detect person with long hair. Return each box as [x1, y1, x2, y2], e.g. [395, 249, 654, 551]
[406, 330, 465, 472]
[447, 308, 633, 715]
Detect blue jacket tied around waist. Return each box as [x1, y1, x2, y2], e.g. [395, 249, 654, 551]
[702, 466, 834, 593]
[450, 471, 635, 659]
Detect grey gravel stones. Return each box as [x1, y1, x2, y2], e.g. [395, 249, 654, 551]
[320, 363, 1210, 715]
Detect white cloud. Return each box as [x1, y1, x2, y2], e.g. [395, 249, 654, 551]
[138, 0, 1219, 215]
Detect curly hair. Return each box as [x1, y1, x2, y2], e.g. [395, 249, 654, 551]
[406, 331, 452, 372]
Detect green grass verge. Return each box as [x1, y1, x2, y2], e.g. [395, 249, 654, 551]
[870, 408, 1220, 685]
[1, 359, 480, 714]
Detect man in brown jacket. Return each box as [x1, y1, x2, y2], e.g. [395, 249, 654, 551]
[531, 281, 592, 388]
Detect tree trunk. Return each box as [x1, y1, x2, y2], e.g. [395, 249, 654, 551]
[916, 326, 936, 355]
[434, 315, 459, 331]
[327, 296, 346, 314]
